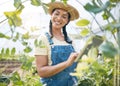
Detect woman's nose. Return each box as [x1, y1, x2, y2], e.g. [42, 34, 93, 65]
[56, 16, 61, 20]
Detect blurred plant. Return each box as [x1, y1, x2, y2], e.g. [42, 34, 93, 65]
[71, 49, 114, 86]
[74, 0, 120, 86]
[0, 0, 120, 86]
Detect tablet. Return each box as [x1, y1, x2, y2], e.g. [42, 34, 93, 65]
[75, 35, 104, 62]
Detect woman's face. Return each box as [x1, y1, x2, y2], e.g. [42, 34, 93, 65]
[51, 8, 69, 29]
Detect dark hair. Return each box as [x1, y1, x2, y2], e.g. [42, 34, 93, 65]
[49, 20, 72, 44]
[62, 25, 72, 44]
[49, 20, 53, 38]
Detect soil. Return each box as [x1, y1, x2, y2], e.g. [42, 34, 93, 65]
[0, 59, 21, 74]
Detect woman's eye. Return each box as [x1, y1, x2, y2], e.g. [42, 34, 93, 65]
[62, 16, 67, 19]
[54, 13, 59, 16]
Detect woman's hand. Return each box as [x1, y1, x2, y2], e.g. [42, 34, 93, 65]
[66, 52, 78, 67]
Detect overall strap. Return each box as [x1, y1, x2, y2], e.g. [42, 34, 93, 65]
[45, 32, 54, 45]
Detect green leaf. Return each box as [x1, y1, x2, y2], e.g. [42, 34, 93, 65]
[20, 56, 34, 70]
[13, 32, 20, 42]
[39, 40, 46, 48]
[31, 0, 41, 6]
[110, 0, 120, 3]
[92, 61, 105, 73]
[88, 47, 98, 58]
[4, 11, 22, 26]
[84, 3, 101, 14]
[22, 32, 29, 39]
[10, 72, 20, 81]
[0, 75, 10, 85]
[51, 0, 55, 2]
[84, 1, 110, 14]
[117, 29, 120, 48]
[102, 12, 109, 20]
[14, 32, 20, 41]
[0, 33, 6, 38]
[61, 0, 68, 4]
[99, 40, 118, 58]
[14, 0, 22, 8]
[0, 33, 10, 39]
[34, 39, 38, 47]
[76, 19, 90, 26]
[80, 28, 90, 36]
[22, 41, 28, 46]
[1, 48, 4, 54]
[11, 48, 16, 55]
[24, 46, 32, 53]
[0, 83, 7, 86]
[42, 3, 49, 14]
[22, 61, 32, 70]
[5, 48, 9, 57]
[10, 72, 23, 85]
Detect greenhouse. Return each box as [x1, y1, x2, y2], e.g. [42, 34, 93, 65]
[0, 0, 120, 86]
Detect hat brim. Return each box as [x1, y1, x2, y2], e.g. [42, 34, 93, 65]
[47, 2, 79, 21]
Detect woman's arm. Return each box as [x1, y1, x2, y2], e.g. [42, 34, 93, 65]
[35, 52, 78, 78]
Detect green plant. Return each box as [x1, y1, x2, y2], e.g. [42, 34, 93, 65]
[73, 0, 120, 86]
[0, 0, 120, 86]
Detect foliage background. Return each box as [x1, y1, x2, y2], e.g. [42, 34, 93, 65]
[0, 0, 120, 86]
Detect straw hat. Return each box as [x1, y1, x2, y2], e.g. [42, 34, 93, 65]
[47, 1, 79, 21]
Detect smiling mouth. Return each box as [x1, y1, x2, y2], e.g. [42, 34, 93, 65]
[54, 21, 62, 25]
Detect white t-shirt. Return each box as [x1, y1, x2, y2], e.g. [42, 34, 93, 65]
[34, 32, 76, 65]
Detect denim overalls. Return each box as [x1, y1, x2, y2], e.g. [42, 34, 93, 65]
[40, 33, 78, 86]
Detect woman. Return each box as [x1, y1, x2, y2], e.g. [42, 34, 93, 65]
[35, 1, 79, 86]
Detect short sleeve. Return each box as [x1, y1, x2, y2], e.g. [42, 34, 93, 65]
[34, 34, 49, 55]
